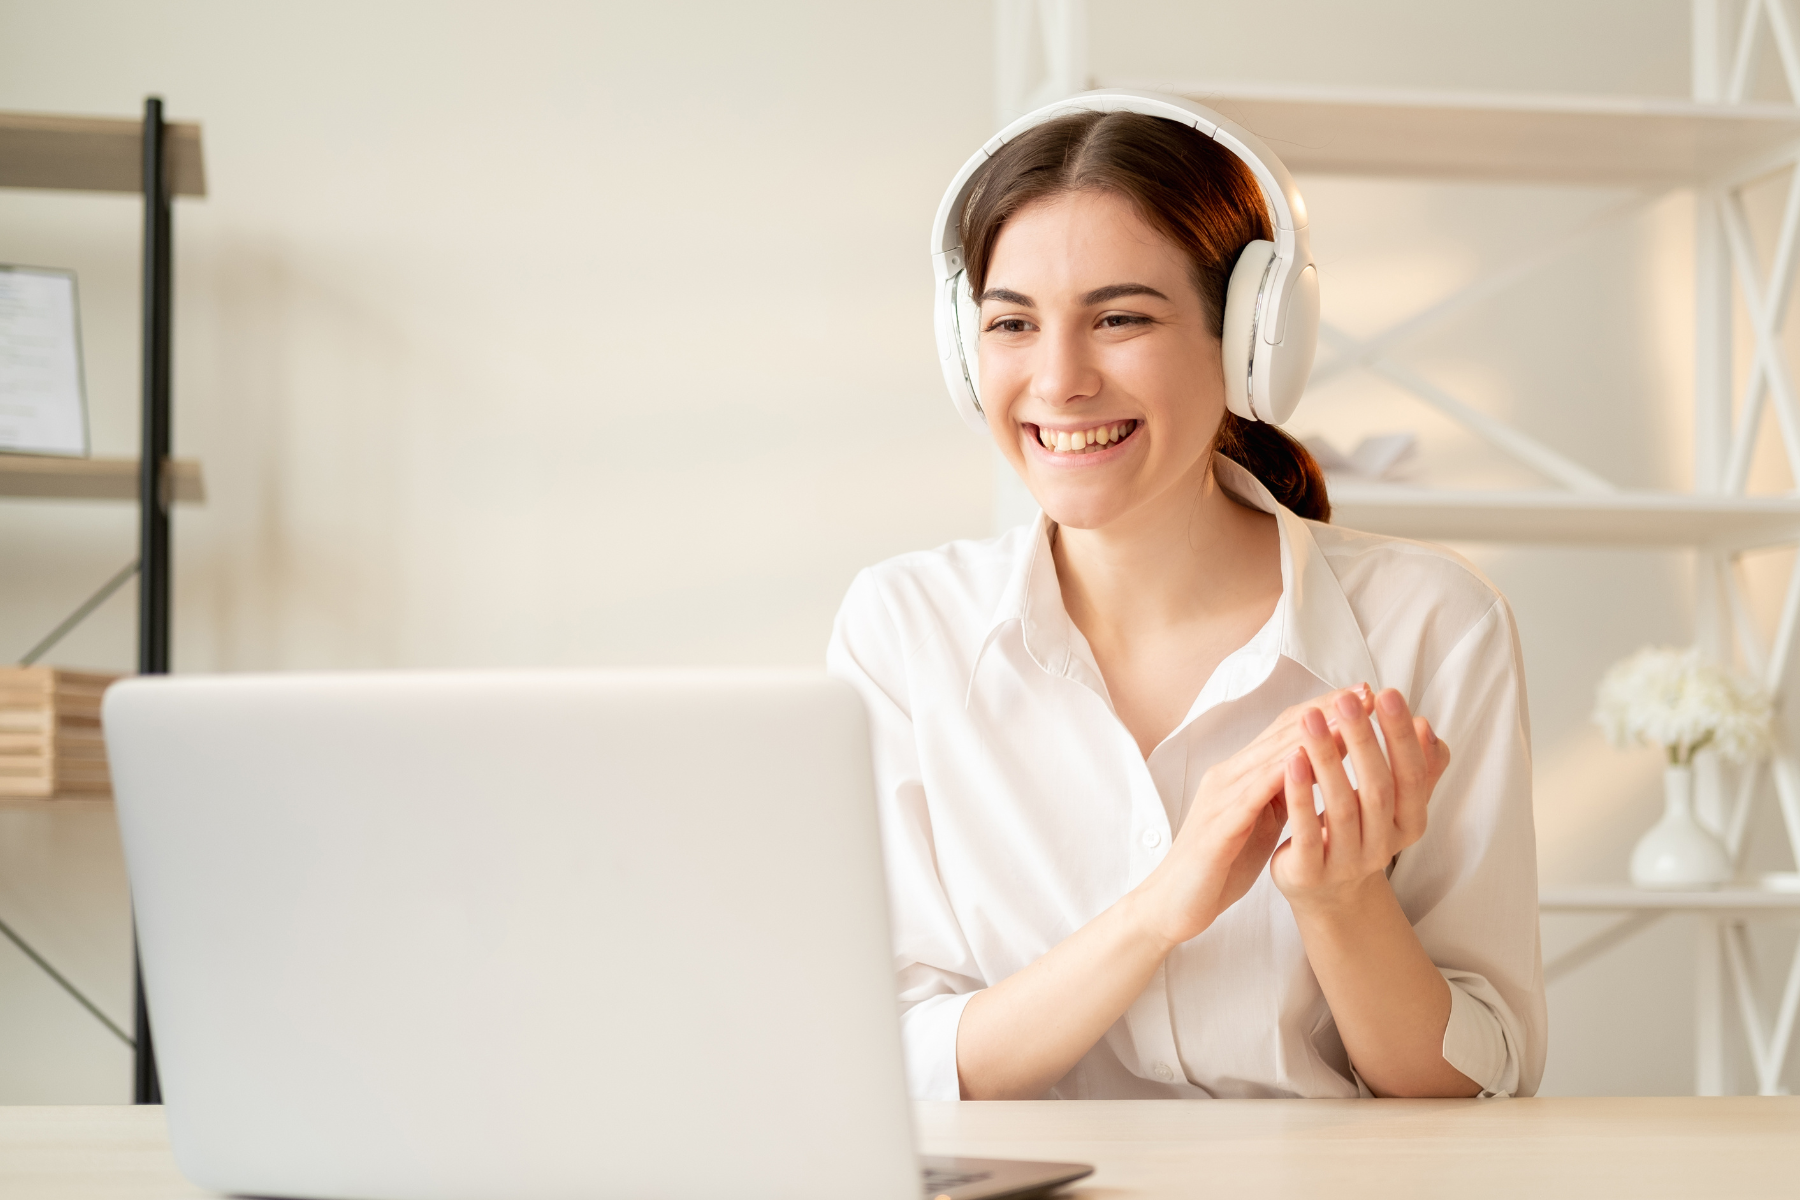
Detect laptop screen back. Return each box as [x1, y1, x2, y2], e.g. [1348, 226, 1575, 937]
[106, 669, 917, 1200]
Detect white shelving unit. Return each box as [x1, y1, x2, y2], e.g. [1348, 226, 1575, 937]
[995, 0, 1800, 1094]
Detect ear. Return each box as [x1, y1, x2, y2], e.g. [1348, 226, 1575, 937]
[1220, 240, 1276, 421]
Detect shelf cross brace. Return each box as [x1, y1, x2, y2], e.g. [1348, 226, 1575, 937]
[1316, 323, 1618, 493]
[1723, 920, 1800, 1093]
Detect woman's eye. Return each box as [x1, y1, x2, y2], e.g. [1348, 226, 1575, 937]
[985, 317, 1033, 334]
[1100, 313, 1150, 329]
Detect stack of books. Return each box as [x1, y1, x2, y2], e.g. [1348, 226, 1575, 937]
[0, 667, 121, 798]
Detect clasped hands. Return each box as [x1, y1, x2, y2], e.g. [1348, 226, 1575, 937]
[1129, 686, 1452, 951]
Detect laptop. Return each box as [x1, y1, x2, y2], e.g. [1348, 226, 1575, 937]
[104, 669, 1092, 1200]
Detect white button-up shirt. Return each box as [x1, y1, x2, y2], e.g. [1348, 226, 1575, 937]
[827, 456, 1546, 1101]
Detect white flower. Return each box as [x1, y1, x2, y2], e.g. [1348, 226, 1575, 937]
[1593, 646, 1774, 765]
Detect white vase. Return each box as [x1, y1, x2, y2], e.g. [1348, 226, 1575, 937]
[1630, 764, 1732, 890]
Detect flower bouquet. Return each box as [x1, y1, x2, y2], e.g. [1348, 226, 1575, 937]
[1594, 647, 1773, 889]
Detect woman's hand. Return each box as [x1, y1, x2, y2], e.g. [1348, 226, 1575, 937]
[1125, 685, 1376, 951]
[1270, 687, 1452, 912]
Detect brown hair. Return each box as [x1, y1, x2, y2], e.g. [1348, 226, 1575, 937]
[959, 110, 1329, 521]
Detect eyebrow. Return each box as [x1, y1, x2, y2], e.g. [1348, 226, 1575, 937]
[976, 283, 1170, 307]
[1080, 283, 1169, 305]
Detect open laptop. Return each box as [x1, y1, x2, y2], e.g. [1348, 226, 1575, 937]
[104, 669, 1091, 1200]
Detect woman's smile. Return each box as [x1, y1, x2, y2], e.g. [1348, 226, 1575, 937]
[1030, 418, 1139, 453]
[1024, 418, 1141, 463]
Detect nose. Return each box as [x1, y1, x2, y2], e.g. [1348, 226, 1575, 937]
[1031, 318, 1102, 411]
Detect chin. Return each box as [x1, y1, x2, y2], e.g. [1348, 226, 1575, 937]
[1025, 485, 1127, 532]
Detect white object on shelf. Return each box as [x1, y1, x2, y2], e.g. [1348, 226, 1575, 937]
[0, 266, 86, 457]
[1631, 765, 1734, 889]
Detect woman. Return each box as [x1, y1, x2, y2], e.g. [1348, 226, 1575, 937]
[827, 99, 1545, 1102]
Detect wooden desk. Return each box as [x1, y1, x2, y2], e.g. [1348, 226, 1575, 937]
[5, 1099, 1799, 1199]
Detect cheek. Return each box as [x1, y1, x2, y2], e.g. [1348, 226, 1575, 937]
[977, 347, 1030, 424]
[1109, 340, 1225, 443]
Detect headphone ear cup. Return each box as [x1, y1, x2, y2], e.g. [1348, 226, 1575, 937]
[955, 272, 983, 411]
[1220, 240, 1275, 422]
[1262, 263, 1318, 424]
[935, 268, 990, 433]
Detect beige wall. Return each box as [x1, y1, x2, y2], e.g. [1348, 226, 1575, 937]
[3, 0, 1792, 1100]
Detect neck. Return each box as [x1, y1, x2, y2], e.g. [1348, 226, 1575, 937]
[1052, 456, 1280, 640]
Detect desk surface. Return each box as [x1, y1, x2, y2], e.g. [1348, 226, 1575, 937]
[5, 1099, 1799, 1199]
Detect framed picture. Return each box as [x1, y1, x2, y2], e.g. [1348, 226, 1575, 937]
[0, 264, 89, 457]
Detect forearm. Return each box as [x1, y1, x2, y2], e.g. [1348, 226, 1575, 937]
[1291, 875, 1479, 1098]
[955, 891, 1172, 1100]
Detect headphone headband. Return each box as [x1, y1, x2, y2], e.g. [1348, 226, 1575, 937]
[930, 89, 1319, 431]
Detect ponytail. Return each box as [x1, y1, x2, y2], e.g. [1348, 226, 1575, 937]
[1214, 414, 1330, 522]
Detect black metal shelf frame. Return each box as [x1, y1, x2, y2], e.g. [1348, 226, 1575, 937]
[133, 95, 172, 1106]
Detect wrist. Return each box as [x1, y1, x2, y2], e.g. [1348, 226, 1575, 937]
[1116, 877, 1195, 958]
[1283, 870, 1393, 925]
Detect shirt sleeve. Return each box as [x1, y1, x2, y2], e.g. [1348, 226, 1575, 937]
[826, 569, 985, 1101]
[1394, 596, 1548, 1098]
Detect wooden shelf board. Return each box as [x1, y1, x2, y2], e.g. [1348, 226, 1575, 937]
[1329, 484, 1800, 549]
[1095, 81, 1800, 185]
[0, 454, 204, 504]
[0, 111, 205, 197]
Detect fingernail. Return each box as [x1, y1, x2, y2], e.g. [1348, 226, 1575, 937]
[1378, 689, 1404, 716]
[1302, 707, 1329, 737]
[1359, 682, 1374, 704]
[1335, 693, 1361, 720]
[1424, 721, 1438, 746]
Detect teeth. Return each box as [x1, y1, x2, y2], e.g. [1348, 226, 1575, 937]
[1037, 420, 1134, 454]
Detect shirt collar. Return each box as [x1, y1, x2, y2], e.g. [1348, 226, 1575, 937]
[969, 454, 1379, 700]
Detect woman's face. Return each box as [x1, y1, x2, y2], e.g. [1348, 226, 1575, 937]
[977, 190, 1224, 532]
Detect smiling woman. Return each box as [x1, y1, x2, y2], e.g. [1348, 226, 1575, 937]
[827, 93, 1545, 1106]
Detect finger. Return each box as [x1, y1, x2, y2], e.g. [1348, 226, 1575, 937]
[1417, 716, 1452, 781]
[1316, 684, 1372, 735]
[1374, 689, 1430, 845]
[1223, 692, 1358, 797]
[1284, 746, 1322, 860]
[1248, 689, 1359, 758]
[1333, 689, 1394, 838]
[1299, 705, 1361, 861]
[1196, 753, 1292, 841]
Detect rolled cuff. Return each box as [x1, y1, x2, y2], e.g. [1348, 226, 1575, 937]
[899, 989, 980, 1100]
[1441, 969, 1522, 1098]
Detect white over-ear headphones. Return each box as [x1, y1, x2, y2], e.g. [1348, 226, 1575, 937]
[930, 89, 1319, 432]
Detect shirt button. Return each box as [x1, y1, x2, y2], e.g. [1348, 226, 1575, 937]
[1142, 830, 1163, 848]
[1152, 1061, 1176, 1082]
